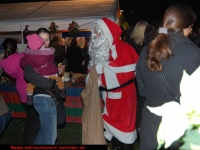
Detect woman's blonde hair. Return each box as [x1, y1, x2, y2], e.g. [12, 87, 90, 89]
[130, 21, 149, 45]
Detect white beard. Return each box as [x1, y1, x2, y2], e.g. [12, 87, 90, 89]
[88, 23, 110, 70]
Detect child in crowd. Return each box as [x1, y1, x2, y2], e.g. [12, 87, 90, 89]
[20, 34, 65, 105]
[0, 38, 26, 137]
[0, 38, 27, 104]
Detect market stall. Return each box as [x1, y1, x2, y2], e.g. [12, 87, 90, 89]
[0, 0, 119, 42]
[0, 0, 118, 123]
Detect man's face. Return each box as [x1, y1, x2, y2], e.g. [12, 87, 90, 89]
[94, 30, 101, 37]
[88, 25, 110, 69]
[92, 28, 101, 39]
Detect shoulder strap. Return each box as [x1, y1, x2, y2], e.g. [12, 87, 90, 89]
[46, 90, 56, 100]
[160, 72, 179, 103]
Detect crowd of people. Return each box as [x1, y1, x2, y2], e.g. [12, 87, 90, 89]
[0, 3, 200, 150]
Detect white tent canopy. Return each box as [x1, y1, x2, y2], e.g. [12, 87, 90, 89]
[0, 0, 119, 32]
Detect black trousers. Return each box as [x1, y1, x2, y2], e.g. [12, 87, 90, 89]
[23, 103, 40, 145]
[111, 136, 134, 150]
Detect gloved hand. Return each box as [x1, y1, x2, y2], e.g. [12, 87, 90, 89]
[95, 63, 104, 74]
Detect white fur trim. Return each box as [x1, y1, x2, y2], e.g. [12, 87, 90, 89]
[103, 63, 120, 89]
[104, 130, 113, 141]
[104, 63, 137, 73]
[25, 47, 55, 55]
[102, 63, 136, 89]
[102, 91, 108, 116]
[103, 105, 108, 116]
[104, 121, 137, 144]
[108, 91, 122, 99]
[111, 45, 117, 60]
[95, 19, 113, 47]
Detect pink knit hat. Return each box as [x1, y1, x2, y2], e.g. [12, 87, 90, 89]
[26, 33, 44, 50]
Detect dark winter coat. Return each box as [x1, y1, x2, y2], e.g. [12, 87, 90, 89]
[136, 32, 200, 150]
[83, 45, 89, 74]
[24, 64, 57, 96]
[66, 45, 83, 73]
[125, 37, 143, 55]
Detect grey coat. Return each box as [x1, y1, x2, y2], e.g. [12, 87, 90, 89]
[136, 32, 200, 150]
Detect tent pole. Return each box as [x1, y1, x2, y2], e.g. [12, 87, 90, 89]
[20, 22, 24, 44]
[21, 31, 24, 44]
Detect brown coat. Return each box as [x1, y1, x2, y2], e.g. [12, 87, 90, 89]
[81, 65, 106, 145]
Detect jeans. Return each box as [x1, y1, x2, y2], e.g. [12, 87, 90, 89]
[0, 111, 11, 135]
[33, 96, 57, 145]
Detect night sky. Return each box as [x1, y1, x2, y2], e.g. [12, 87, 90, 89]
[119, 0, 200, 27]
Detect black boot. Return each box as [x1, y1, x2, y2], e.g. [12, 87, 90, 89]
[123, 143, 134, 150]
[111, 136, 134, 150]
[111, 136, 123, 150]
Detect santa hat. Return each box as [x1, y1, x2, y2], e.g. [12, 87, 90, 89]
[26, 34, 44, 50]
[94, 17, 122, 47]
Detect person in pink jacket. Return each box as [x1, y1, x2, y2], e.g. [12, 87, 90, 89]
[0, 37, 65, 145]
[20, 33, 65, 106]
[0, 38, 35, 144]
[0, 38, 27, 104]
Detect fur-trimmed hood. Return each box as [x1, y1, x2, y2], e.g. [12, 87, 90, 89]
[20, 47, 56, 69]
[25, 47, 55, 55]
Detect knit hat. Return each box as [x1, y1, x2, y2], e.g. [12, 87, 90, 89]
[94, 17, 122, 47]
[26, 34, 44, 50]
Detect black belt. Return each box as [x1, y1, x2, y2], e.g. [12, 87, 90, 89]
[99, 78, 135, 92]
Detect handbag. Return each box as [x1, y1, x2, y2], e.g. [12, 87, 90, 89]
[46, 89, 66, 126]
[160, 72, 179, 103]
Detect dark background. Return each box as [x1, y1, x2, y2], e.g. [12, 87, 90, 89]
[118, 0, 200, 27]
[0, 0, 200, 27]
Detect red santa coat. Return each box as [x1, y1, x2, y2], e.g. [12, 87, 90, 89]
[96, 18, 139, 144]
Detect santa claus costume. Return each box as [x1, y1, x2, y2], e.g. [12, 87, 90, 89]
[88, 18, 139, 149]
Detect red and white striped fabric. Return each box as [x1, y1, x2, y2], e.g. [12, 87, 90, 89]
[95, 18, 139, 144]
